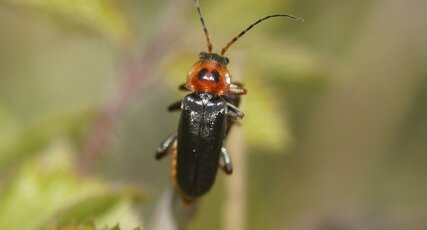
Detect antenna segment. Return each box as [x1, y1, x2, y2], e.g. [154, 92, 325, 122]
[221, 14, 303, 55]
[194, 0, 213, 53]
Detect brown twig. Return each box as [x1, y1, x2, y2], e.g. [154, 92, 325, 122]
[223, 57, 247, 230]
[79, 0, 190, 174]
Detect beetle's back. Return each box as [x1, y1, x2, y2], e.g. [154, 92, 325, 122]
[177, 93, 227, 197]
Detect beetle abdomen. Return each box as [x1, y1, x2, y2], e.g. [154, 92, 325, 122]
[177, 93, 227, 197]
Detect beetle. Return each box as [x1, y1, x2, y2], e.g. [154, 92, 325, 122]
[156, 0, 303, 203]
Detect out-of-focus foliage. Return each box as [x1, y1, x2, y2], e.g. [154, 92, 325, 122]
[0, 139, 144, 230]
[0, 109, 95, 172]
[0, 0, 144, 228]
[1, 0, 427, 229]
[244, 76, 293, 152]
[0, 0, 132, 43]
[48, 222, 142, 230]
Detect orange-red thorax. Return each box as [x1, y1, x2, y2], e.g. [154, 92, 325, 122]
[185, 60, 231, 95]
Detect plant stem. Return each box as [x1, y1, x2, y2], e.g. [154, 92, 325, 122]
[79, 0, 189, 174]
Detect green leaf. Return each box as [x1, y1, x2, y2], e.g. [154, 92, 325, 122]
[235, 36, 326, 154]
[48, 222, 141, 230]
[245, 36, 328, 83]
[0, 139, 145, 230]
[1, 0, 133, 43]
[0, 108, 96, 172]
[243, 76, 293, 153]
[0, 140, 104, 230]
[0, 104, 21, 144]
[47, 222, 98, 230]
[50, 189, 145, 230]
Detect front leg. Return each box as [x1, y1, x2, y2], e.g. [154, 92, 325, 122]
[178, 83, 190, 92]
[167, 100, 182, 112]
[219, 147, 233, 175]
[155, 133, 177, 160]
[168, 84, 188, 112]
[228, 82, 247, 95]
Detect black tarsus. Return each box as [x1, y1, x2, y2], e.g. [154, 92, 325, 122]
[220, 147, 233, 175]
[168, 101, 182, 112]
[226, 102, 244, 119]
[155, 133, 177, 160]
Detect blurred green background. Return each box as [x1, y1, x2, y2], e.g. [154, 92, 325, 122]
[0, 0, 426, 229]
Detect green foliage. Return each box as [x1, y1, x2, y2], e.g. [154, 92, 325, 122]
[0, 139, 145, 230]
[0, 0, 132, 43]
[244, 77, 293, 153]
[2, 0, 426, 230]
[47, 222, 142, 230]
[0, 1, 143, 228]
[50, 188, 145, 229]
[0, 109, 96, 173]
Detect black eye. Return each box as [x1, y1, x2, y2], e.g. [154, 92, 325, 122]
[198, 68, 208, 80]
[211, 70, 220, 82]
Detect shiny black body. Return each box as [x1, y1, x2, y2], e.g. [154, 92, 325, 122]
[177, 93, 227, 196]
[155, 54, 244, 200]
[155, 83, 243, 199]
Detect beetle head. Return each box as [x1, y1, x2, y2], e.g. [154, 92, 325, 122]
[185, 52, 231, 95]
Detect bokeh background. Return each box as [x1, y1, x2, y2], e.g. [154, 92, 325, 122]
[0, 0, 426, 229]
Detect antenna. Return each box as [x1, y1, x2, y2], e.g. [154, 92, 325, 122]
[221, 14, 304, 55]
[194, 0, 213, 53]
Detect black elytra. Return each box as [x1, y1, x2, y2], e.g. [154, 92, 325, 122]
[177, 93, 228, 196]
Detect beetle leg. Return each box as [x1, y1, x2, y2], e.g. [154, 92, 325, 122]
[155, 133, 177, 160]
[167, 101, 182, 112]
[219, 147, 233, 175]
[227, 102, 244, 119]
[178, 83, 190, 91]
[223, 94, 240, 108]
[228, 82, 247, 95]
